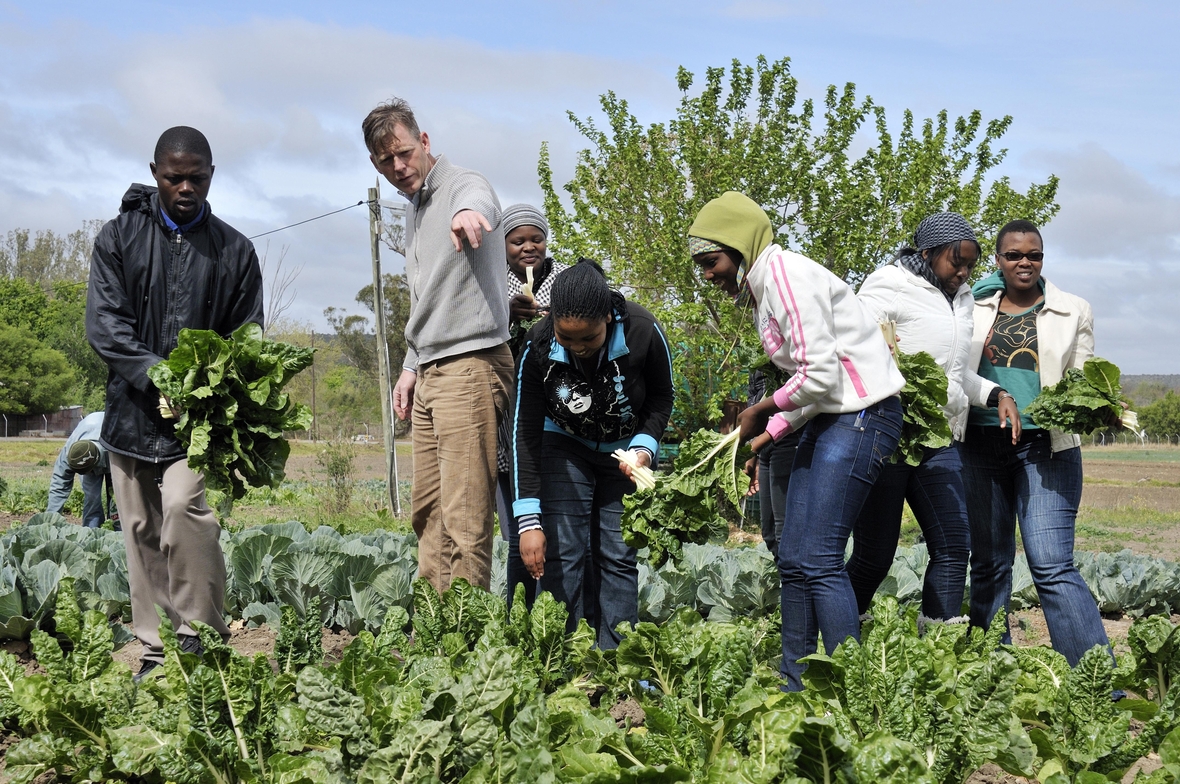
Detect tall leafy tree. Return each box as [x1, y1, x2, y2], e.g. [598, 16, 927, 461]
[0, 277, 106, 410]
[323, 272, 410, 385]
[0, 221, 101, 287]
[0, 323, 76, 414]
[539, 56, 1060, 435]
[1139, 392, 1180, 440]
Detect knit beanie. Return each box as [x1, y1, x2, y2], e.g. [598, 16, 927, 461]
[502, 203, 549, 238]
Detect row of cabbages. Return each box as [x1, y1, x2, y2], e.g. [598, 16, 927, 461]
[2, 513, 1179, 645]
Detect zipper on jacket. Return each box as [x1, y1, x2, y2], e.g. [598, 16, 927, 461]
[153, 229, 186, 463]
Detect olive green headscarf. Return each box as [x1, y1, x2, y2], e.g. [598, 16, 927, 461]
[688, 191, 775, 269]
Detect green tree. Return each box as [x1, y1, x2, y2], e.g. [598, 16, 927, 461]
[357, 272, 412, 372]
[0, 277, 106, 410]
[539, 56, 1060, 435]
[0, 323, 76, 413]
[0, 221, 101, 287]
[322, 273, 412, 436]
[324, 273, 411, 384]
[1138, 392, 1180, 440]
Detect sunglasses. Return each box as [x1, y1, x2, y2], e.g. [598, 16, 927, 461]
[998, 250, 1044, 262]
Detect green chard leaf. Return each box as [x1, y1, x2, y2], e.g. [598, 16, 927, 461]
[148, 323, 314, 501]
[894, 350, 952, 466]
[622, 429, 748, 567]
[1025, 357, 1130, 434]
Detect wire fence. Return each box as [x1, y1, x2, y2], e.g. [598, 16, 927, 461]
[1087, 432, 1180, 447]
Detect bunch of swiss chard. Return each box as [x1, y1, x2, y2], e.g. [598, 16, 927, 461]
[1025, 357, 1139, 435]
[893, 349, 953, 466]
[621, 428, 750, 568]
[147, 322, 314, 501]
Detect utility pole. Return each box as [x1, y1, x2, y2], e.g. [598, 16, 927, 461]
[369, 180, 401, 515]
[309, 329, 317, 441]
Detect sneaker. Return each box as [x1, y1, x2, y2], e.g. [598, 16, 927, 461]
[178, 634, 204, 657]
[133, 660, 161, 683]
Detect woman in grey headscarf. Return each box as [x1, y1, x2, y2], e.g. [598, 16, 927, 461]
[847, 212, 1020, 623]
[498, 204, 567, 606]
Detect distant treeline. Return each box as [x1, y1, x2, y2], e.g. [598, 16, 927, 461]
[1122, 375, 1180, 407]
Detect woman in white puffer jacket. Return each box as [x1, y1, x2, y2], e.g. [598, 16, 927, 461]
[846, 213, 1021, 622]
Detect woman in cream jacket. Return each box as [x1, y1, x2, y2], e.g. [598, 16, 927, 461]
[963, 219, 1108, 666]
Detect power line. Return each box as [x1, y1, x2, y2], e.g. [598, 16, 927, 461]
[247, 199, 372, 240]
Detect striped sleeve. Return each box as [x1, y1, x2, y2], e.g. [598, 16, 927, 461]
[766, 256, 841, 413]
[510, 342, 546, 522]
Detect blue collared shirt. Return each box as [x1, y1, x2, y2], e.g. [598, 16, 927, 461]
[160, 204, 206, 233]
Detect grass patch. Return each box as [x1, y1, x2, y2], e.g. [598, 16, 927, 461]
[215, 478, 413, 536]
[1081, 447, 1180, 463]
[1073, 505, 1180, 558]
[0, 439, 65, 464]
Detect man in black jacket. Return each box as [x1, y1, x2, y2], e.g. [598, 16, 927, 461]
[86, 126, 263, 679]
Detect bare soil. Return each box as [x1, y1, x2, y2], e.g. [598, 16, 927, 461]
[108, 619, 356, 673]
[1081, 449, 1180, 515]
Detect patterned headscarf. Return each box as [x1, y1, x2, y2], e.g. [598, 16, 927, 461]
[896, 212, 978, 297]
[502, 203, 549, 239]
[688, 236, 724, 256]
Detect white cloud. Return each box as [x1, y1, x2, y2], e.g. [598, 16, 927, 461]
[1035, 145, 1180, 373]
[0, 17, 673, 328]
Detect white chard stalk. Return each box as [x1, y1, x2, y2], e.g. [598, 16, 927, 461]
[879, 320, 898, 352]
[613, 449, 657, 491]
[521, 265, 535, 300]
[1121, 409, 1142, 436]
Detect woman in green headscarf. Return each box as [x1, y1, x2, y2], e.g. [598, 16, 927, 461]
[690, 191, 905, 690]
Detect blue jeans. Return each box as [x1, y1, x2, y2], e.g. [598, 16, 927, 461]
[962, 427, 1108, 666]
[778, 396, 903, 689]
[846, 444, 971, 620]
[759, 432, 800, 555]
[539, 433, 638, 649]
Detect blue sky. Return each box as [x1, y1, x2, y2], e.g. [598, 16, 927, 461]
[1, 1, 1177, 372]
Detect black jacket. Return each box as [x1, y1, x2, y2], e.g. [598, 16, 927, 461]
[86, 185, 264, 462]
[510, 300, 674, 519]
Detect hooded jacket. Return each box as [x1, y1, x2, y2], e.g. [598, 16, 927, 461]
[689, 191, 903, 438]
[510, 300, 675, 520]
[86, 185, 264, 462]
[748, 244, 906, 438]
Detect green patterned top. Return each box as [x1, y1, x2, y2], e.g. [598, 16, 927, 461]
[969, 302, 1045, 430]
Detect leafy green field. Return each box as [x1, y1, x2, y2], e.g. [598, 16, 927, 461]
[5, 554, 1180, 782]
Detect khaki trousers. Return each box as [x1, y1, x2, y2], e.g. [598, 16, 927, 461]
[412, 344, 513, 593]
[109, 452, 229, 663]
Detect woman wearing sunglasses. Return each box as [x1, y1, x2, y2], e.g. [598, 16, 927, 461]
[963, 219, 1109, 665]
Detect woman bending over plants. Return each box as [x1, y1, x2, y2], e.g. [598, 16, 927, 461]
[510, 259, 674, 649]
[847, 213, 1021, 623]
[963, 219, 1110, 666]
[690, 191, 905, 690]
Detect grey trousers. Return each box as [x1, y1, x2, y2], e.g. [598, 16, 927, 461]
[109, 452, 229, 663]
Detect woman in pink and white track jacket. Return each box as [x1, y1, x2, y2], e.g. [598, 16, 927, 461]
[689, 191, 904, 690]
